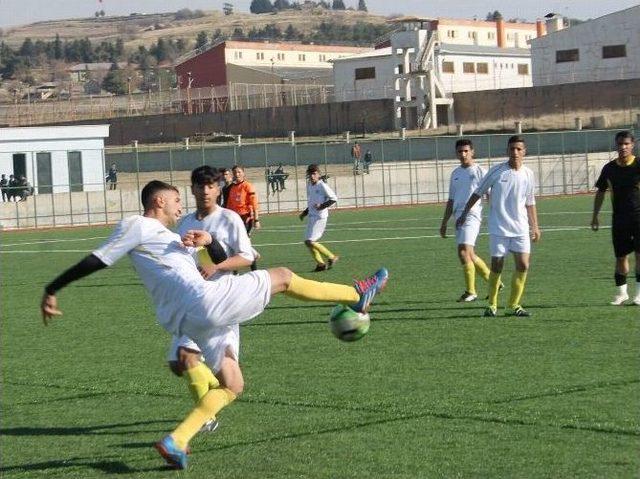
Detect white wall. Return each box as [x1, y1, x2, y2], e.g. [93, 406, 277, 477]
[0, 125, 109, 193]
[531, 6, 640, 86]
[439, 53, 532, 92]
[333, 53, 397, 102]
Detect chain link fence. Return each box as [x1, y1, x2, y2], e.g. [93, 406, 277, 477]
[0, 128, 635, 229]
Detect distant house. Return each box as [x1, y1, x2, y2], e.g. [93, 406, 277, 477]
[67, 62, 128, 82]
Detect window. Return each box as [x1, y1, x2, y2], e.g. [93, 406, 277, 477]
[556, 49, 579, 63]
[36, 152, 52, 194]
[487, 32, 495, 40]
[468, 31, 477, 39]
[355, 67, 376, 80]
[298, 53, 306, 61]
[397, 64, 404, 74]
[277, 53, 285, 60]
[68, 151, 83, 192]
[507, 33, 513, 41]
[319, 54, 326, 61]
[234, 51, 243, 59]
[463, 62, 475, 73]
[447, 30, 457, 38]
[602, 44, 626, 59]
[476, 62, 488, 74]
[256, 52, 264, 60]
[442, 61, 454, 73]
[518, 63, 529, 75]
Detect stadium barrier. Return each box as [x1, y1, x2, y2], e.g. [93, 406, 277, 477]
[0, 129, 633, 229]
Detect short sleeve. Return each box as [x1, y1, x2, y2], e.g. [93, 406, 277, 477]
[448, 170, 456, 201]
[92, 216, 143, 266]
[525, 169, 536, 206]
[594, 165, 609, 192]
[321, 181, 338, 202]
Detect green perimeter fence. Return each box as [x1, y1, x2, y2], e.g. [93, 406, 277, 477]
[0, 128, 636, 229]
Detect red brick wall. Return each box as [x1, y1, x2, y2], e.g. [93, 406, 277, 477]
[175, 44, 227, 89]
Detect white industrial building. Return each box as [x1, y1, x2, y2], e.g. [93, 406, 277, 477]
[333, 17, 540, 129]
[0, 125, 110, 194]
[529, 6, 640, 86]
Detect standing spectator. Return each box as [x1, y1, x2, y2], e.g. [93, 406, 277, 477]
[591, 130, 640, 306]
[106, 164, 118, 190]
[0, 174, 8, 202]
[226, 165, 261, 270]
[19, 175, 34, 201]
[219, 168, 233, 207]
[265, 167, 277, 196]
[8, 175, 19, 202]
[363, 150, 373, 174]
[351, 141, 362, 175]
[274, 163, 288, 192]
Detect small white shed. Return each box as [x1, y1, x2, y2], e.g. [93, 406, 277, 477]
[0, 124, 110, 194]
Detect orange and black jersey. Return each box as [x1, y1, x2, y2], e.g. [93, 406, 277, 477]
[595, 156, 640, 218]
[226, 180, 259, 218]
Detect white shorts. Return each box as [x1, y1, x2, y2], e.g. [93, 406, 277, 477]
[180, 270, 271, 355]
[455, 216, 481, 246]
[167, 327, 239, 374]
[490, 234, 531, 257]
[305, 216, 327, 242]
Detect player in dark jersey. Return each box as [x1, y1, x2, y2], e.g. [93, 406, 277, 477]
[591, 130, 640, 306]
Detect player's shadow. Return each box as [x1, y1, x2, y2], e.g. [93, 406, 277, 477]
[0, 458, 172, 475]
[0, 419, 175, 437]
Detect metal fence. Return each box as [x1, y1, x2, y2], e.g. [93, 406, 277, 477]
[0, 128, 634, 229]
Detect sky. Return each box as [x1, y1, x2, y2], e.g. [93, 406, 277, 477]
[0, 0, 638, 28]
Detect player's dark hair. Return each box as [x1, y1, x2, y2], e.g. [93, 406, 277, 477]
[219, 167, 231, 174]
[615, 130, 635, 142]
[191, 165, 222, 186]
[508, 135, 526, 146]
[232, 165, 244, 172]
[306, 164, 320, 175]
[141, 180, 178, 210]
[455, 138, 474, 149]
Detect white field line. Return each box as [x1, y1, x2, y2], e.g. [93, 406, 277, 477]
[0, 210, 602, 248]
[0, 225, 605, 254]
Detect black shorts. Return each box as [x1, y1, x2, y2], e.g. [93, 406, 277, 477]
[611, 218, 640, 257]
[240, 214, 254, 235]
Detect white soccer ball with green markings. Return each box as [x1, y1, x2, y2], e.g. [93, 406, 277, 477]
[329, 305, 370, 342]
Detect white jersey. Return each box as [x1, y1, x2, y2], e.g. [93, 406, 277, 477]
[92, 215, 204, 334]
[448, 163, 486, 220]
[178, 207, 254, 280]
[474, 161, 536, 237]
[306, 180, 337, 219]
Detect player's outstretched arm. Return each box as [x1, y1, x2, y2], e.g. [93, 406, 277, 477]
[41, 254, 108, 325]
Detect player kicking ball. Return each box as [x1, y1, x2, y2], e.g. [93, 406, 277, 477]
[40, 180, 388, 470]
[299, 164, 340, 272]
[440, 139, 493, 302]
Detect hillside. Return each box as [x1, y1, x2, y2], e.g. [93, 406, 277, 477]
[1, 7, 391, 50]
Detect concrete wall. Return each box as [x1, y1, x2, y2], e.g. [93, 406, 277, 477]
[453, 78, 640, 131]
[60, 99, 395, 144]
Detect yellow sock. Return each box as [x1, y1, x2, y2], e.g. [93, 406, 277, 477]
[312, 242, 335, 260]
[183, 362, 219, 404]
[508, 271, 528, 309]
[462, 262, 476, 294]
[171, 388, 236, 450]
[487, 272, 501, 308]
[473, 256, 491, 282]
[307, 244, 325, 265]
[284, 273, 359, 303]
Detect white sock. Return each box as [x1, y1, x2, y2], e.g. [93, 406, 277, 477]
[616, 284, 628, 296]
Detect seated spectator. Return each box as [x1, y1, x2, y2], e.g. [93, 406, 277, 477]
[19, 176, 34, 201]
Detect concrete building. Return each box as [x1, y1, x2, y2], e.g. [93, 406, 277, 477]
[0, 125, 110, 194]
[175, 40, 370, 89]
[529, 6, 640, 86]
[333, 17, 539, 129]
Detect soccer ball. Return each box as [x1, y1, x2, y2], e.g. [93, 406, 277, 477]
[329, 305, 370, 342]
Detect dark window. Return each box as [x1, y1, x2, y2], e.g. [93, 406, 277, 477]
[556, 49, 579, 63]
[36, 152, 52, 194]
[462, 62, 475, 73]
[476, 62, 488, 74]
[68, 151, 83, 192]
[602, 44, 626, 59]
[12, 153, 26, 178]
[355, 67, 376, 80]
[517, 64, 529, 75]
[397, 64, 403, 74]
[442, 61, 454, 73]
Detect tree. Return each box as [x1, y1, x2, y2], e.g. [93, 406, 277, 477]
[102, 63, 128, 95]
[273, 0, 290, 10]
[99, 10, 105, 17]
[486, 10, 503, 21]
[232, 27, 244, 38]
[223, 2, 234, 15]
[250, 0, 274, 14]
[284, 24, 300, 40]
[53, 34, 62, 60]
[332, 0, 345, 10]
[357, 0, 367, 12]
[195, 31, 208, 49]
